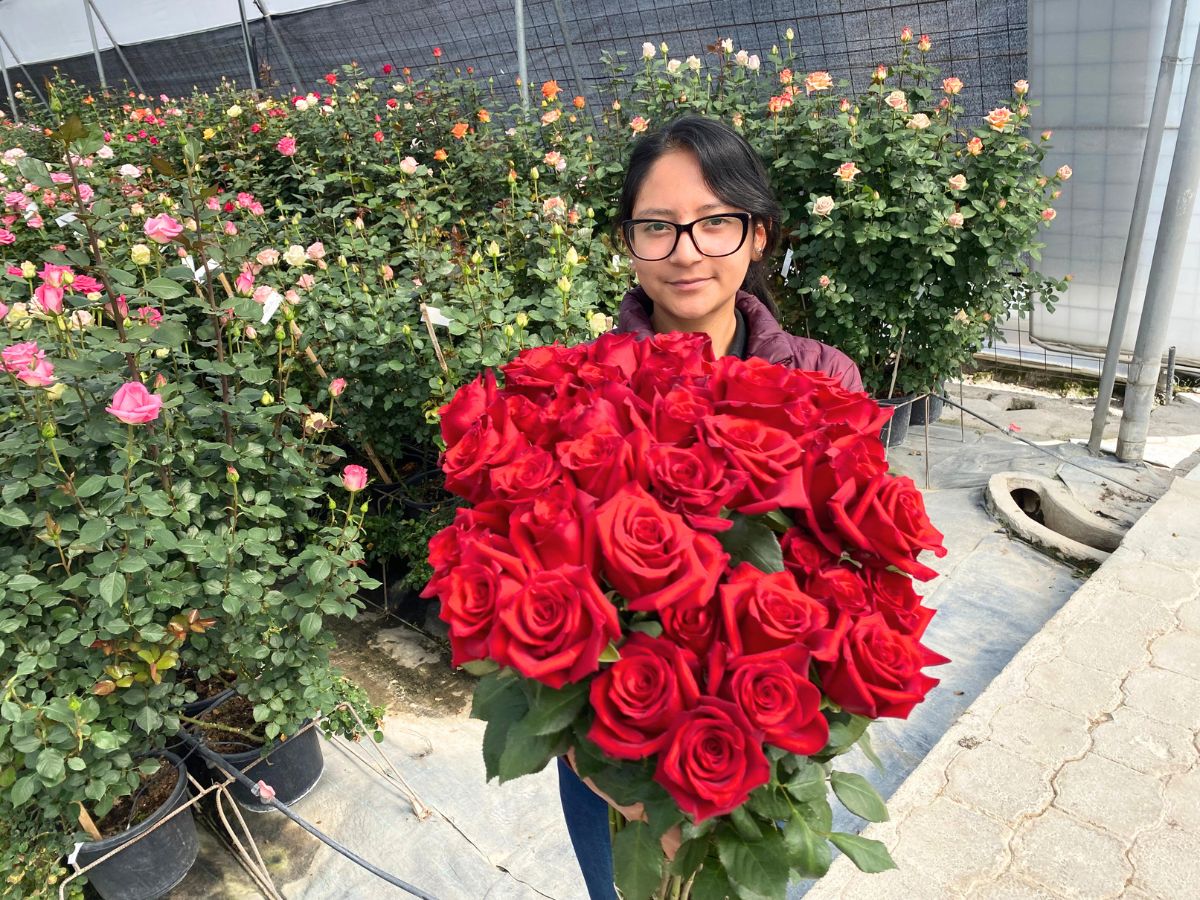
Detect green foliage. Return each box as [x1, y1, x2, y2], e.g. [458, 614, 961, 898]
[0, 818, 82, 900]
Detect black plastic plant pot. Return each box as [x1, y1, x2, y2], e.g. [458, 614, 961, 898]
[909, 387, 946, 425]
[203, 721, 324, 813]
[180, 686, 235, 719]
[877, 394, 915, 447]
[73, 751, 198, 900]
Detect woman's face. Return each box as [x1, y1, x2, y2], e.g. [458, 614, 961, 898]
[626, 149, 766, 331]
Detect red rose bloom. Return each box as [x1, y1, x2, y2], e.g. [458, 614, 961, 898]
[701, 414, 802, 507]
[645, 442, 746, 532]
[595, 484, 727, 612]
[654, 697, 770, 821]
[829, 474, 947, 580]
[438, 560, 521, 666]
[720, 562, 838, 660]
[660, 595, 722, 658]
[864, 567, 936, 638]
[557, 430, 638, 501]
[441, 402, 526, 503]
[509, 483, 595, 571]
[716, 645, 829, 755]
[651, 386, 714, 444]
[502, 344, 586, 399]
[819, 612, 949, 718]
[490, 445, 562, 503]
[588, 633, 700, 759]
[490, 566, 620, 689]
[439, 370, 497, 448]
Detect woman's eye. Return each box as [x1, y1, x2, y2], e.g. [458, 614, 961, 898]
[703, 217, 731, 228]
[644, 222, 672, 233]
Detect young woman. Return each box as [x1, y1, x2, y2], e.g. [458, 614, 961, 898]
[557, 114, 861, 899]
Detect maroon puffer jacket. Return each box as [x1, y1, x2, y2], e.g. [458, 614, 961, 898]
[613, 286, 863, 392]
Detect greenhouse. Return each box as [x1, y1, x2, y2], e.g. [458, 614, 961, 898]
[2, 2, 1199, 899]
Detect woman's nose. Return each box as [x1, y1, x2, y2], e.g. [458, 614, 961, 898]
[670, 228, 704, 263]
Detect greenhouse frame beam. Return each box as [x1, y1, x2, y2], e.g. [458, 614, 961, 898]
[0, 28, 48, 111]
[83, 0, 106, 88]
[1117, 18, 1200, 461]
[253, 0, 302, 90]
[86, 0, 144, 95]
[515, 0, 530, 112]
[236, 0, 259, 91]
[0, 39, 18, 123]
[551, 0, 588, 105]
[1088, 0, 1189, 454]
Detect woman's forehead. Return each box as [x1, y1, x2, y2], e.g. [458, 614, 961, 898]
[634, 150, 725, 217]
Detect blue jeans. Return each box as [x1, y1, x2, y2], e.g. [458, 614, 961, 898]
[557, 757, 618, 900]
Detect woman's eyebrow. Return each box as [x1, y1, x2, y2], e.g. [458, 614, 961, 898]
[633, 202, 730, 218]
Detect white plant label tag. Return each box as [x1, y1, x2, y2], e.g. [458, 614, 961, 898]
[55, 212, 78, 227]
[260, 291, 284, 325]
[781, 247, 794, 279]
[424, 305, 450, 327]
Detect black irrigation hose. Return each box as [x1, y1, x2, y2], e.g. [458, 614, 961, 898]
[934, 391, 1159, 500]
[177, 732, 439, 900]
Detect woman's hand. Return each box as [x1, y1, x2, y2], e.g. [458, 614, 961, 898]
[566, 747, 684, 860]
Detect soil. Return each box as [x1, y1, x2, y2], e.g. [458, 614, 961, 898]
[327, 612, 475, 718]
[95, 758, 178, 838]
[179, 668, 236, 703]
[193, 694, 265, 754]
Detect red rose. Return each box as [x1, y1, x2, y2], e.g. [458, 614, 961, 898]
[423, 501, 514, 597]
[654, 697, 770, 821]
[829, 474, 947, 580]
[490, 445, 562, 503]
[441, 402, 526, 503]
[438, 560, 521, 666]
[716, 645, 829, 755]
[587, 633, 700, 759]
[710, 356, 815, 431]
[557, 429, 639, 500]
[806, 562, 873, 621]
[819, 612, 949, 718]
[595, 484, 727, 612]
[660, 595, 722, 658]
[632, 333, 714, 399]
[490, 566, 620, 688]
[700, 414, 802, 507]
[502, 344, 586, 398]
[864, 567, 935, 638]
[645, 442, 746, 532]
[509, 483, 595, 571]
[439, 369, 497, 448]
[582, 332, 647, 382]
[810, 379, 891, 434]
[651, 385, 714, 444]
[781, 528, 832, 578]
[720, 562, 837, 660]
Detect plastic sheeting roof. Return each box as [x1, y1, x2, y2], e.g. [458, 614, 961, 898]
[0, 0, 347, 66]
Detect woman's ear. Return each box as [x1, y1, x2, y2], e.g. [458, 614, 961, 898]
[751, 220, 768, 258]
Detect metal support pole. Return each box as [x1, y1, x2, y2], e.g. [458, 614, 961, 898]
[1088, 0, 1189, 454]
[515, 0, 530, 113]
[253, 0, 302, 90]
[0, 40, 18, 123]
[550, 0, 588, 103]
[84, 0, 106, 88]
[1165, 345, 1177, 403]
[236, 0, 260, 91]
[1116, 21, 1200, 462]
[86, 1, 144, 95]
[0, 30, 49, 111]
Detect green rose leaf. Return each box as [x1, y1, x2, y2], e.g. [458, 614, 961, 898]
[98, 572, 124, 604]
[612, 820, 664, 900]
[0, 507, 31, 527]
[784, 812, 832, 878]
[36, 749, 66, 782]
[689, 862, 735, 900]
[496, 715, 561, 783]
[717, 513, 784, 574]
[717, 825, 789, 900]
[831, 771, 889, 822]
[829, 832, 897, 873]
[144, 277, 189, 300]
[299, 612, 322, 640]
[522, 680, 589, 736]
[307, 557, 332, 584]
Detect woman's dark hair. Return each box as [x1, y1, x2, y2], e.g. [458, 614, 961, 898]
[617, 114, 783, 317]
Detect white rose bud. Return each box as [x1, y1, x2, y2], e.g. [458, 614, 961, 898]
[642, 42, 656, 60]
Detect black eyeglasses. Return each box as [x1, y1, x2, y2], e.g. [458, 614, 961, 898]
[621, 212, 752, 261]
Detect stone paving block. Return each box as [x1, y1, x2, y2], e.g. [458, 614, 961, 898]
[1052, 754, 1163, 839]
[1123, 667, 1200, 730]
[987, 697, 1092, 766]
[1025, 656, 1123, 720]
[1177, 597, 1200, 632]
[1129, 824, 1200, 899]
[944, 741, 1053, 825]
[835, 866, 952, 900]
[1011, 808, 1131, 899]
[1162, 768, 1200, 832]
[1090, 706, 1197, 777]
[887, 797, 1011, 891]
[967, 875, 1060, 899]
[1149, 629, 1200, 681]
[1114, 561, 1198, 604]
[1060, 621, 1149, 677]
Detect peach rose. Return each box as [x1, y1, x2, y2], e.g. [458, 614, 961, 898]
[948, 174, 967, 191]
[966, 137, 984, 156]
[942, 77, 963, 95]
[947, 212, 964, 228]
[836, 162, 860, 182]
[805, 71, 833, 94]
[1013, 80, 1029, 96]
[885, 90, 908, 111]
[1042, 208, 1056, 222]
[985, 107, 1013, 131]
[907, 113, 930, 129]
[1056, 165, 1072, 181]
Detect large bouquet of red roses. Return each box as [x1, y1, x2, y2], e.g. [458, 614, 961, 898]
[424, 332, 948, 899]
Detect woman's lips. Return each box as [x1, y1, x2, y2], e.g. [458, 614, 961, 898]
[669, 277, 711, 291]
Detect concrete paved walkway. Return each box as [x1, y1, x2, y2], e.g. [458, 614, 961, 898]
[807, 470, 1200, 900]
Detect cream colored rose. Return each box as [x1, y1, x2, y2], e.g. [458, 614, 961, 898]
[283, 244, 307, 267]
[812, 195, 836, 217]
[948, 212, 965, 228]
[907, 113, 931, 129]
[948, 174, 967, 191]
[885, 90, 908, 111]
[1056, 165, 1072, 180]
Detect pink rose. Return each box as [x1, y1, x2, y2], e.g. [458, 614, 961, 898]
[329, 377, 346, 397]
[252, 284, 275, 305]
[1042, 208, 1057, 222]
[399, 156, 419, 175]
[17, 358, 55, 387]
[235, 270, 255, 295]
[136, 306, 162, 328]
[947, 212, 964, 228]
[143, 214, 182, 244]
[277, 136, 297, 157]
[256, 248, 280, 266]
[342, 464, 368, 492]
[3, 340, 45, 374]
[0, 228, 14, 245]
[306, 241, 325, 261]
[296, 273, 316, 290]
[223, 220, 238, 235]
[33, 283, 64, 315]
[0, 302, 8, 320]
[106, 381, 163, 424]
[884, 90, 908, 111]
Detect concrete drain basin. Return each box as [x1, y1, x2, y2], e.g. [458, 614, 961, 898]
[985, 471, 1125, 566]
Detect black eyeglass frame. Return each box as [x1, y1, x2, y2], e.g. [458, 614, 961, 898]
[621, 212, 753, 261]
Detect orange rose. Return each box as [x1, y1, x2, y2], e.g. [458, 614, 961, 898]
[804, 71, 833, 94]
[573, 95, 586, 108]
[450, 122, 469, 139]
[541, 79, 562, 101]
[779, 68, 793, 85]
[836, 162, 860, 182]
[966, 136, 983, 155]
[433, 148, 448, 161]
[985, 107, 1013, 131]
[477, 108, 491, 122]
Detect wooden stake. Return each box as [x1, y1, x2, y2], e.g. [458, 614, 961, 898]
[78, 802, 102, 841]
